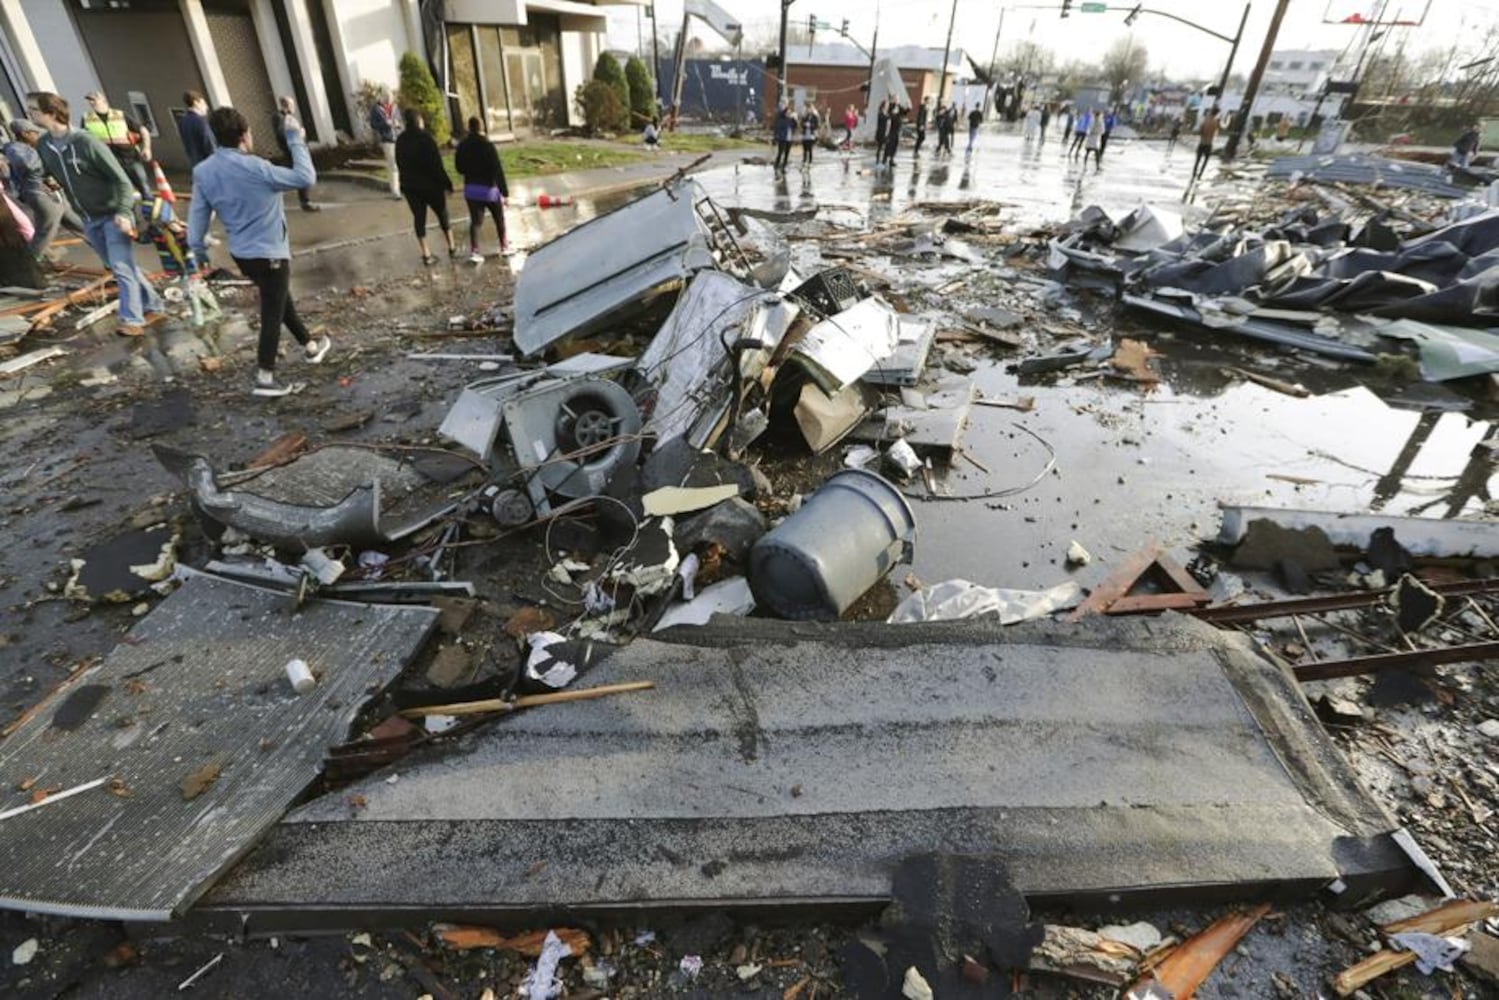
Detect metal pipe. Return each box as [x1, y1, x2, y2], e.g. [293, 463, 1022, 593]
[1292, 641, 1499, 682]
[1189, 577, 1499, 625]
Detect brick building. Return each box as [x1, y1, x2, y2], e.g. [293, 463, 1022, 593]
[760, 43, 968, 122]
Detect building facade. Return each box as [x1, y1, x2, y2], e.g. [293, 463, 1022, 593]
[0, 0, 632, 168]
[1262, 49, 1339, 99]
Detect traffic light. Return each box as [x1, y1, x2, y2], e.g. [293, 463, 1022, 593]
[841, 18, 849, 35]
[808, 13, 816, 34]
[1124, 4, 1141, 26]
[1060, 0, 1072, 17]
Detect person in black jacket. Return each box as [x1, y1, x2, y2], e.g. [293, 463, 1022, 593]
[394, 108, 453, 264]
[454, 116, 509, 262]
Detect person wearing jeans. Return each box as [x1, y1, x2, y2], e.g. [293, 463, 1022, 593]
[454, 116, 509, 262]
[369, 88, 402, 200]
[188, 106, 329, 397]
[28, 91, 163, 336]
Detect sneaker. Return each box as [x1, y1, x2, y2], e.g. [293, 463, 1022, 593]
[143, 312, 168, 327]
[115, 324, 146, 338]
[253, 370, 293, 397]
[422, 254, 438, 266]
[468, 251, 484, 264]
[305, 335, 332, 364]
[390, 191, 404, 201]
[448, 245, 460, 259]
[301, 202, 322, 212]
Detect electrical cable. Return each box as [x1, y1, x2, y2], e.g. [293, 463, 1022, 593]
[896, 422, 1057, 502]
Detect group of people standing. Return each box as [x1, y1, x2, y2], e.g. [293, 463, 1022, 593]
[11, 81, 515, 399]
[872, 97, 983, 166]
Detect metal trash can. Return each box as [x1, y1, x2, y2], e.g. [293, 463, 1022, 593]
[749, 468, 916, 621]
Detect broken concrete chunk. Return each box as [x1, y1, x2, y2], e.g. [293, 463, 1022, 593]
[1477, 719, 1499, 739]
[884, 438, 921, 479]
[1097, 921, 1163, 953]
[1066, 540, 1091, 566]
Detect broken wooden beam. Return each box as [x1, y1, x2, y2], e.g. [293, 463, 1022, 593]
[399, 681, 656, 719]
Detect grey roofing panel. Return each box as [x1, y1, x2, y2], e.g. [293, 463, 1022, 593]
[0, 574, 436, 920]
[513, 181, 718, 356]
[202, 614, 1418, 921]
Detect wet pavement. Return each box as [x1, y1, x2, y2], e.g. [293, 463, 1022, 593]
[11, 125, 1498, 596]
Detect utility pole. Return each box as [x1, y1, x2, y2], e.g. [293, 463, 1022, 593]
[650, 4, 662, 105]
[986, 7, 1005, 119]
[937, 0, 959, 106]
[1224, 0, 1290, 158]
[777, 0, 795, 107]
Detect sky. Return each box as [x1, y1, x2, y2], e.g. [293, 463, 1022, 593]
[607, 0, 1499, 83]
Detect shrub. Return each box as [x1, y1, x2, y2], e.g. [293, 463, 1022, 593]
[625, 56, 655, 128]
[592, 52, 630, 129]
[575, 80, 626, 136]
[398, 51, 450, 145]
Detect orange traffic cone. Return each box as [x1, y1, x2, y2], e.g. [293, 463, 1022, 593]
[535, 193, 573, 208]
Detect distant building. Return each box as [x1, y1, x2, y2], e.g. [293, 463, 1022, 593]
[1262, 49, 1339, 99]
[761, 42, 968, 120]
[656, 56, 766, 123]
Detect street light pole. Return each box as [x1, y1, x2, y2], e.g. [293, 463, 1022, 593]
[938, 0, 959, 106]
[1224, 0, 1290, 158]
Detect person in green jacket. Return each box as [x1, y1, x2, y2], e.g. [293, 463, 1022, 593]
[27, 91, 163, 337]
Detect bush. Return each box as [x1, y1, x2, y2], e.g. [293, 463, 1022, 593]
[575, 80, 626, 136]
[592, 52, 630, 129]
[398, 51, 449, 145]
[625, 56, 655, 128]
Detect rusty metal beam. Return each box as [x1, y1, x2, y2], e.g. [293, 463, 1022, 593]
[1291, 641, 1499, 682]
[1190, 578, 1499, 626]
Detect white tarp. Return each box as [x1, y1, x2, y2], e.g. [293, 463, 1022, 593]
[854, 58, 912, 142]
[887, 579, 1084, 624]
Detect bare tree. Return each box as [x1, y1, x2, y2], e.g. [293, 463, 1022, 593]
[1100, 36, 1149, 104]
[996, 40, 1056, 82]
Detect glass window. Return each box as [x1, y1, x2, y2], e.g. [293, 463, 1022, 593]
[478, 26, 510, 134]
[1269, 61, 1283, 70]
[1288, 61, 1304, 70]
[1309, 61, 1324, 70]
[448, 24, 480, 127]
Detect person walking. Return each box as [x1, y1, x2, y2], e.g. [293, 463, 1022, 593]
[1451, 122, 1481, 170]
[1069, 108, 1090, 159]
[395, 108, 455, 265]
[1098, 106, 1118, 161]
[275, 97, 320, 212]
[772, 102, 794, 174]
[874, 99, 889, 152]
[29, 91, 164, 337]
[177, 91, 214, 169]
[1039, 104, 1051, 143]
[5, 118, 81, 262]
[1059, 105, 1074, 145]
[1022, 105, 1040, 142]
[965, 104, 982, 157]
[454, 116, 509, 262]
[912, 97, 930, 157]
[81, 90, 152, 200]
[800, 104, 819, 168]
[187, 105, 326, 397]
[1167, 117, 1182, 152]
[1192, 106, 1221, 181]
[936, 104, 954, 157]
[842, 104, 857, 150]
[369, 86, 402, 200]
[1083, 111, 1104, 170]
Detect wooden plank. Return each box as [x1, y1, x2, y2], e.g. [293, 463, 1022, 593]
[247, 432, 309, 470]
[1068, 547, 1161, 622]
[1106, 592, 1210, 615]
